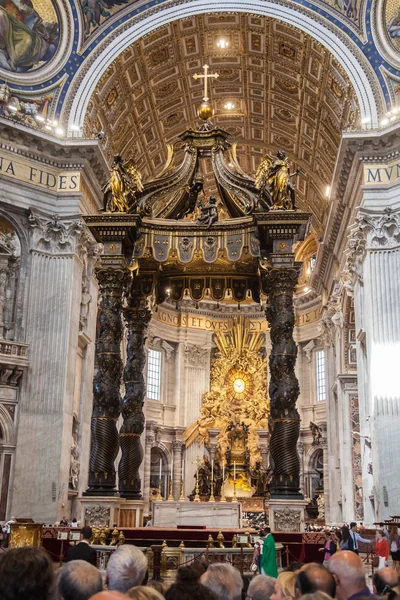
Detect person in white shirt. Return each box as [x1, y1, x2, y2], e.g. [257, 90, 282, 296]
[2, 516, 15, 548]
[350, 521, 371, 555]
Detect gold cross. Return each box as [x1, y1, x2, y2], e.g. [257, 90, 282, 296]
[193, 64, 219, 102]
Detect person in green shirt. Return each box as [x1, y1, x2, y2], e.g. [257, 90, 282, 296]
[260, 527, 278, 578]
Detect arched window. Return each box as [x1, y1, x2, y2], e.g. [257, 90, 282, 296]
[147, 348, 162, 401]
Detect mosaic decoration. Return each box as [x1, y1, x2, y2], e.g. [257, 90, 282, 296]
[321, 0, 361, 22]
[0, 0, 59, 72]
[0, 0, 397, 126]
[350, 395, 364, 520]
[385, 0, 400, 51]
[80, 0, 133, 38]
[0, 83, 57, 129]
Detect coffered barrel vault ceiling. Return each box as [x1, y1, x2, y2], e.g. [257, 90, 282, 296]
[84, 13, 359, 235]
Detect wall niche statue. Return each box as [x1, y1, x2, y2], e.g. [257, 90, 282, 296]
[0, 219, 21, 341]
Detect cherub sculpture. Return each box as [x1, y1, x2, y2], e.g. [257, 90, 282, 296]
[197, 195, 218, 228]
[175, 174, 204, 220]
[255, 150, 301, 210]
[102, 153, 144, 213]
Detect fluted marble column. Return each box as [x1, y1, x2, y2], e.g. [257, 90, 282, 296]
[181, 340, 210, 498]
[172, 441, 183, 500]
[143, 430, 155, 514]
[264, 268, 302, 498]
[118, 286, 151, 499]
[87, 268, 129, 495]
[352, 207, 400, 519]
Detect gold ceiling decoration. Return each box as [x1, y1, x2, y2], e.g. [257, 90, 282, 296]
[84, 13, 359, 236]
[183, 316, 269, 469]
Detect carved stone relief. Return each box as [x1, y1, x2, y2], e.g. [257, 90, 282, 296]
[84, 504, 111, 527]
[273, 507, 302, 532]
[185, 343, 209, 368]
[69, 416, 80, 490]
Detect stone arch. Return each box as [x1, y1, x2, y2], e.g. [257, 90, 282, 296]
[0, 405, 14, 446]
[150, 443, 172, 498]
[64, 0, 383, 131]
[304, 445, 324, 498]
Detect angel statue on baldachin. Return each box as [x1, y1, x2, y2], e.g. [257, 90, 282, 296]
[102, 153, 144, 213]
[255, 149, 302, 210]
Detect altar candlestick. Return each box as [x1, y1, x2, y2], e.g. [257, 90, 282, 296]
[211, 459, 214, 481]
[221, 460, 226, 502]
[234, 461, 236, 481]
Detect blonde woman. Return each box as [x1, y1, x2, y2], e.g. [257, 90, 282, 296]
[127, 586, 165, 600]
[271, 571, 297, 600]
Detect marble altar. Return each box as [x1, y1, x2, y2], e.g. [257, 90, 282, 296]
[152, 501, 241, 528]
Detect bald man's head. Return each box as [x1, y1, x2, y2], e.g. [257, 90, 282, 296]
[295, 565, 336, 599]
[373, 568, 399, 595]
[90, 593, 127, 600]
[328, 551, 366, 600]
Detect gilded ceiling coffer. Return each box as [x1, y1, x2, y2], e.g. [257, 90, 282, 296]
[118, 277, 152, 499]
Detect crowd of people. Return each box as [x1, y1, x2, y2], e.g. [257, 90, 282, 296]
[1, 523, 400, 600]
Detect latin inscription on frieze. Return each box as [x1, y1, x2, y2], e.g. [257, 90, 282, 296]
[364, 162, 400, 186]
[0, 149, 80, 192]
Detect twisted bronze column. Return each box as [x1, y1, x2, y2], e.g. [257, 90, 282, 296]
[264, 268, 302, 498]
[86, 269, 129, 495]
[118, 287, 151, 499]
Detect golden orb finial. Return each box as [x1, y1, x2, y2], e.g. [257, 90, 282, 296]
[198, 100, 214, 121]
[193, 65, 219, 124]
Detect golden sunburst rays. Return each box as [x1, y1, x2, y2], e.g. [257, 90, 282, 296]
[214, 315, 264, 357]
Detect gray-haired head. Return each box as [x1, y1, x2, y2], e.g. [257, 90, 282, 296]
[107, 545, 147, 593]
[58, 559, 102, 600]
[247, 574, 276, 600]
[200, 562, 243, 600]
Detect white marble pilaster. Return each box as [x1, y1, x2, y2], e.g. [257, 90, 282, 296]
[11, 215, 97, 522]
[143, 428, 155, 515]
[172, 440, 183, 500]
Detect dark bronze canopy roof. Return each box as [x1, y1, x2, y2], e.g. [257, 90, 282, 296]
[136, 127, 271, 219]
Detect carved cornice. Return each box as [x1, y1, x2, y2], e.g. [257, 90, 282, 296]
[0, 119, 109, 184]
[0, 340, 29, 385]
[314, 125, 400, 294]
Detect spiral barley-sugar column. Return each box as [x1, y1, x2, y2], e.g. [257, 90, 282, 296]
[256, 211, 309, 532]
[118, 278, 151, 499]
[87, 268, 129, 494]
[264, 268, 302, 497]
